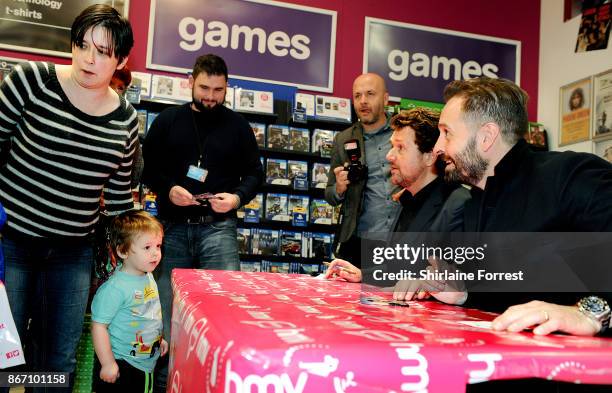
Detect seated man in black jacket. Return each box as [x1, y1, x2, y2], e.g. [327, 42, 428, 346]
[396, 77, 611, 337]
[326, 107, 469, 301]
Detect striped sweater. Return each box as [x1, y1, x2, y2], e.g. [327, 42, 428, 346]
[0, 61, 138, 238]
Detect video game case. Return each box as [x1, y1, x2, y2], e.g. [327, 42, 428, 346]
[309, 232, 333, 260]
[311, 129, 335, 156]
[269, 261, 290, 274]
[288, 194, 310, 224]
[239, 193, 264, 221]
[280, 230, 302, 257]
[136, 109, 148, 137]
[332, 205, 342, 225]
[311, 163, 330, 189]
[265, 193, 289, 221]
[295, 93, 316, 117]
[266, 158, 288, 185]
[298, 263, 322, 275]
[310, 198, 334, 225]
[146, 112, 159, 133]
[237, 227, 251, 254]
[250, 122, 266, 148]
[287, 160, 308, 181]
[267, 125, 290, 150]
[240, 261, 262, 272]
[251, 228, 279, 256]
[289, 127, 310, 153]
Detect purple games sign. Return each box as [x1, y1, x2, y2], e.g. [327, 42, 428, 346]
[364, 17, 521, 102]
[147, 0, 337, 92]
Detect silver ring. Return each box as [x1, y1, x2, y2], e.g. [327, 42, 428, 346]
[542, 310, 549, 322]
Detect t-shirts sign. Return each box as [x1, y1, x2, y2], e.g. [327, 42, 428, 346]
[364, 17, 520, 102]
[147, 0, 337, 93]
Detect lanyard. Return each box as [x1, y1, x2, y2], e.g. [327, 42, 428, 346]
[191, 109, 209, 168]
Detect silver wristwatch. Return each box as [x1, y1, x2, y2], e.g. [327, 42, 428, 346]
[577, 296, 610, 334]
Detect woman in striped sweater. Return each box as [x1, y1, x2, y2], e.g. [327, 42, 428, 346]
[0, 5, 136, 391]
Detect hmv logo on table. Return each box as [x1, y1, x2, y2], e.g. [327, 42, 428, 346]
[364, 17, 520, 102]
[147, 0, 337, 92]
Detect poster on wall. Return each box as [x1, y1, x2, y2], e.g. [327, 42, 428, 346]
[559, 77, 592, 146]
[363, 17, 520, 103]
[146, 0, 336, 93]
[594, 139, 612, 163]
[593, 69, 612, 140]
[575, 0, 611, 52]
[0, 0, 129, 58]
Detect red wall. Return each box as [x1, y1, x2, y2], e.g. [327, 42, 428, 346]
[0, 0, 541, 119]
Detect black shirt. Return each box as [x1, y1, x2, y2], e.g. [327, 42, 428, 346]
[143, 104, 263, 221]
[462, 140, 612, 314]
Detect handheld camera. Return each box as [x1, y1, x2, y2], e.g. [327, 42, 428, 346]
[343, 139, 367, 182]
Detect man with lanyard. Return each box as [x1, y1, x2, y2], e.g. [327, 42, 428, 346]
[142, 53, 263, 392]
[325, 73, 402, 268]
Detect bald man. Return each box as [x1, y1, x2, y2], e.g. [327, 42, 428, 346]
[325, 73, 402, 267]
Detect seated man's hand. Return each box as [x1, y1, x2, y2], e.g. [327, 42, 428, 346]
[392, 278, 467, 305]
[492, 300, 601, 336]
[392, 258, 467, 305]
[324, 259, 362, 282]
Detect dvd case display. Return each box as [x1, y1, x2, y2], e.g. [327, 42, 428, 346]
[250, 122, 266, 147]
[311, 129, 335, 156]
[237, 228, 251, 254]
[280, 230, 302, 257]
[240, 193, 264, 222]
[266, 158, 288, 185]
[265, 193, 289, 221]
[287, 160, 308, 182]
[288, 194, 310, 223]
[310, 199, 334, 225]
[240, 261, 261, 272]
[289, 127, 310, 152]
[267, 125, 290, 150]
[136, 109, 148, 136]
[311, 163, 330, 188]
[251, 229, 279, 256]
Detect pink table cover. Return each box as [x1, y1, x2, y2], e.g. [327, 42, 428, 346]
[167, 269, 612, 393]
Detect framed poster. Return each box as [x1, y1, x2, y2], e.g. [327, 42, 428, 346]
[559, 77, 592, 146]
[593, 139, 612, 163]
[0, 0, 129, 58]
[592, 69, 612, 140]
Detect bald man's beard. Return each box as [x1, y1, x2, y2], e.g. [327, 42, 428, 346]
[443, 135, 488, 186]
[361, 112, 381, 126]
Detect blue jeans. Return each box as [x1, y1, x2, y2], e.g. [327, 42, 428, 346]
[1, 237, 93, 393]
[154, 218, 239, 391]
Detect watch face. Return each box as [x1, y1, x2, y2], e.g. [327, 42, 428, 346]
[582, 296, 609, 315]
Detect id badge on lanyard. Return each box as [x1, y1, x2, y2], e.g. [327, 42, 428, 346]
[187, 160, 208, 183]
[189, 110, 209, 183]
